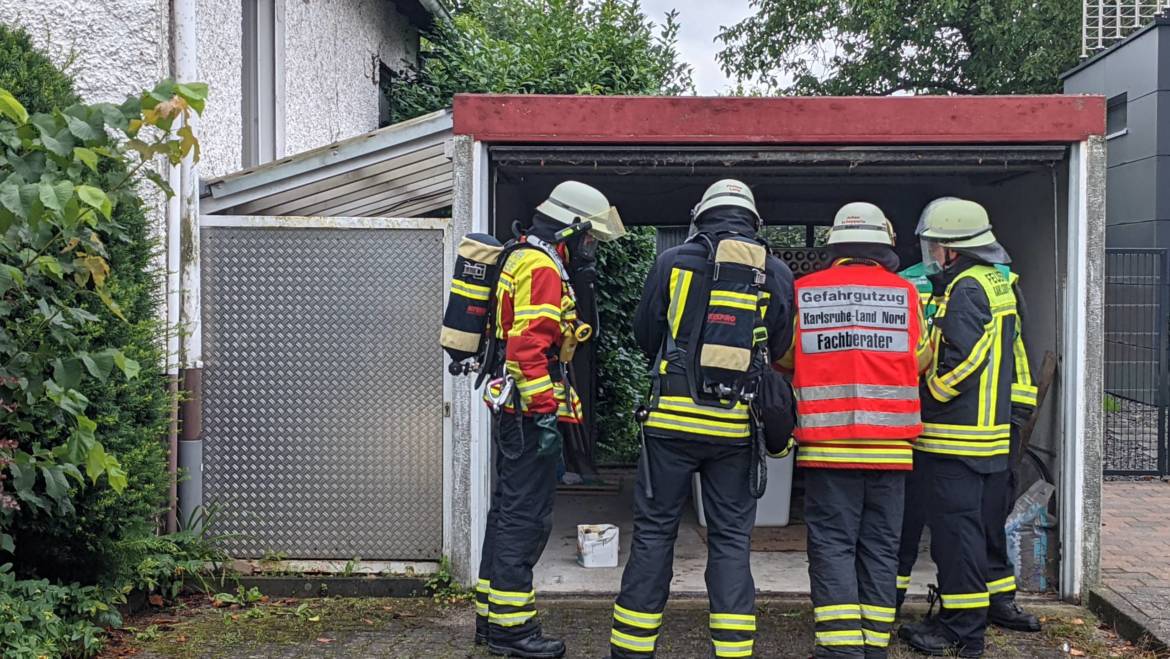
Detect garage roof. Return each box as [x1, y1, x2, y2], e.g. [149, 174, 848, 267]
[454, 95, 1107, 144]
[200, 109, 453, 218]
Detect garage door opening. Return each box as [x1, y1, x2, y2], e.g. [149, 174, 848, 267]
[486, 145, 1070, 596]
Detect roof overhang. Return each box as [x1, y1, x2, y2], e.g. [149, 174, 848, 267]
[453, 94, 1106, 145]
[395, 0, 451, 30]
[201, 110, 453, 218]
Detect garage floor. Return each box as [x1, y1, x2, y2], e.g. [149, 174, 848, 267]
[533, 470, 937, 596]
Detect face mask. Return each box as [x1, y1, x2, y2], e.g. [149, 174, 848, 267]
[921, 238, 947, 275]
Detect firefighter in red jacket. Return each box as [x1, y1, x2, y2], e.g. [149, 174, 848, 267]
[779, 202, 932, 658]
[473, 181, 624, 659]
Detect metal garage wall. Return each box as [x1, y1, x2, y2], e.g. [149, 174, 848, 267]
[200, 216, 448, 560]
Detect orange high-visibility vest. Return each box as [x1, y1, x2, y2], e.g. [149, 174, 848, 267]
[792, 261, 924, 470]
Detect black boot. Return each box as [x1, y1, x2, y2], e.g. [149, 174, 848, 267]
[488, 631, 566, 658]
[902, 625, 982, 658]
[988, 597, 1041, 632]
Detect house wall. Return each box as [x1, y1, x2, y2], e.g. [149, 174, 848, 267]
[1064, 22, 1169, 249]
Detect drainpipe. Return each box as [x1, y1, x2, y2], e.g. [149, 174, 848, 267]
[173, 0, 203, 531]
[165, 157, 181, 534]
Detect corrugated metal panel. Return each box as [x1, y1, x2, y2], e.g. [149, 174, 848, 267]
[201, 110, 453, 218]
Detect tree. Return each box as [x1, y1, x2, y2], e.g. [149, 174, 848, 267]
[394, 0, 693, 463]
[716, 0, 1081, 95]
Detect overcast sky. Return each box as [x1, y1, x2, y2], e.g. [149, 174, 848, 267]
[638, 0, 758, 95]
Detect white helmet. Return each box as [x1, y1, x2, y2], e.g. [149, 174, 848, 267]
[692, 179, 759, 221]
[536, 180, 625, 241]
[827, 202, 895, 247]
[917, 198, 1009, 272]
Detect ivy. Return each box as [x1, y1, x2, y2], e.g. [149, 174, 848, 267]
[0, 80, 205, 559]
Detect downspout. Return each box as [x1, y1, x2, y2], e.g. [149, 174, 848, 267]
[165, 154, 181, 533]
[173, 0, 204, 531]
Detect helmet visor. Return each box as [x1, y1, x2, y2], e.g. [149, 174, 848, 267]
[921, 237, 947, 275]
[585, 206, 626, 242]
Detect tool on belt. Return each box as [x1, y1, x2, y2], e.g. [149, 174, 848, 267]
[634, 406, 654, 500]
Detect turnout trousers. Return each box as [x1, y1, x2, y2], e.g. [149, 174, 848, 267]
[916, 452, 999, 652]
[610, 435, 757, 658]
[475, 412, 559, 643]
[896, 429, 1021, 611]
[805, 469, 905, 658]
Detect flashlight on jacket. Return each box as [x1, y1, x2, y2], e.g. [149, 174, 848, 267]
[574, 322, 593, 342]
[553, 221, 594, 243]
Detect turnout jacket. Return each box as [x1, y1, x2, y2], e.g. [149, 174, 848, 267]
[633, 211, 795, 444]
[486, 238, 584, 423]
[918, 259, 1034, 472]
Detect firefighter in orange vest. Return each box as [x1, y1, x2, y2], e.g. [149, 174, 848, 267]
[473, 181, 624, 659]
[779, 202, 932, 658]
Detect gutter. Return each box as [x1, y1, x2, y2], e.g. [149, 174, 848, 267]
[418, 0, 452, 24]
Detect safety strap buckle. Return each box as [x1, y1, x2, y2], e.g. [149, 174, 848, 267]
[752, 326, 769, 345]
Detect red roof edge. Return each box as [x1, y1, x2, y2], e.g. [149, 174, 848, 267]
[453, 94, 1106, 145]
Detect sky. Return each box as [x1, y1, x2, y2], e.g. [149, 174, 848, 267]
[637, 0, 758, 95]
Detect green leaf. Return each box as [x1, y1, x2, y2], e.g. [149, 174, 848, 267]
[85, 443, 107, 484]
[0, 534, 14, 554]
[9, 460, 35, 494]
[0, 88, 28, 124]
[53, 357, 83, 390]
[81, 349, 116, 380]
[98, 288, 126, 321]
[36, 255, 64, 279]
[144, 168, 175, 197]
[0, 264, 23, 291]
[39, 181, 63, 211]
[177, 82, 208, 114]
[64, 114, 100, 141]
[42, 466, 69, 501]
[113, 350, 141, 379]
[106, 462, 128, 493]
[76, 185, 112, 219]
[0, 181, 21, 217]
[74, 146, 99, 172]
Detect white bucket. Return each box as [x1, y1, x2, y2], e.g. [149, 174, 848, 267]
[576, 524, 620, 568]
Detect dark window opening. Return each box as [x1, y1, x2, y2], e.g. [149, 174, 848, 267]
[1107, 93, 1127, 137]
[378, 61, 395, 129]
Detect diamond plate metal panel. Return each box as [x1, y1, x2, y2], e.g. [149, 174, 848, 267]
[202, 227, 444, 559]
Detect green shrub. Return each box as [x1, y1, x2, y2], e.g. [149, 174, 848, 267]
[0, 566, 119, 659]
[0, 28, 171, 587]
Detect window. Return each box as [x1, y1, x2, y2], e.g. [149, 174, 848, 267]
[1106, 93, 1128, 139]
[242, 0, 285, 167]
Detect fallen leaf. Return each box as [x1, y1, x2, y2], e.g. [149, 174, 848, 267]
[1070, 649, 1086, 657]
[361, 618, 375, 626]
[230, 614, 239, 622]
[317, 638, 334, 644]
[1072, 618, 1085, 626]
[308, 616, 321, 622]
[174, 635, 188, 644]
[260, 595, 270, 604]
[148, 594, 165, 607]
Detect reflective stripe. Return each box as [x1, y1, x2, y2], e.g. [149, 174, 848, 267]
[816, 630, 866, 646]
[796, 447, 913, 465]
[940, 592, 990, 610]
[667, 268, 694, 339]
[476, 601, 489, 616]
[614, 604, 662, 630]
[936, 327, 995, 392]
[713, 638, 754, 657]
[979, 317, 1003, 427]
[798, 409, 920, 429]
[516, 375, 554, 396]
[1012, 383, 1038, 406]
[987, 576, 1017, 595]
[814, 604, 861, 622]
[610, 628, 657, 653]
[657, 396, 750, 420]
[490, 610, 537, 626]
[915, 437, 1010, 457]
[896, 575, 911, 590]
[513, 303, 561, 323]
[476, 578, 490, 594]
[710, 290, 759, 312]
[922, 422, 1011, 439]
[796, 384, 920, 402]
[927, 374, 959, 402]
[488, 588, 535, 606]
[645, 410, 751, 439]
[451, 279, 492, 301]
[710, 612, 756, 631]
[860, 604, 896, 623]
[863, 629, 891, 647]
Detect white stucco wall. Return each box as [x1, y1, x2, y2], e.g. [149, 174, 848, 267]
[1, 0, 170, 104]
[283, 0, 418, 155]
[197, 0, 244, 178]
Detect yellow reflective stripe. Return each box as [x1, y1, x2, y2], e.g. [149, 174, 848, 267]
[476, 578, 490, 594]
[490, 610, 537, 626]
[451, 279, 492, 301]
[759, 291, 771, 319]
[516, 375, 554, 396]
[610, 628, 657, 652]
[476, 601, 489, 616]
[498, 273, 515, 295]
[1012, 383, 1038, 406]
[978, 317, 1003, 427]
[864, 629, 891, 647]
[488, 588, 535, 606]
[713, 638, 754, 657]
[915, 438, 1011, 457]
[927, 375, 958, 403]
[921, 422, 1011, 439]
[816, 630, 865, 646]
[987, 576, 1017, 594]
[860, 604, 896, 623]
[614, 604, 662, 630]
[709, 290, 759, 312]
[710, 613, 757, 631]
[658, 396, 750, 420]
[513, 303, 561, 323]
[667, 268, 694, 339]
[940, 592, 990, 610]
[937, 325, 995, 391]
[645, 410, 751, 438]
[896, 575, 911, 590]
[814, 604, 861, 622]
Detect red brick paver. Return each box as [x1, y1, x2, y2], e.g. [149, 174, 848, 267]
[1101, 480, 1170, 642]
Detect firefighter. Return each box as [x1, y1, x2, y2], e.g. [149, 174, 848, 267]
[895, 200, 1041, 636]
[776, 202, 932, 658]
[474, 181, 624, 659]
[608, 180, 795, 659]
[899, 199, 1026, 657]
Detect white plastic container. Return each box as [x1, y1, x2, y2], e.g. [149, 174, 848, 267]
[577, 524, 620, 567]
[693, 452, 795, 527]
